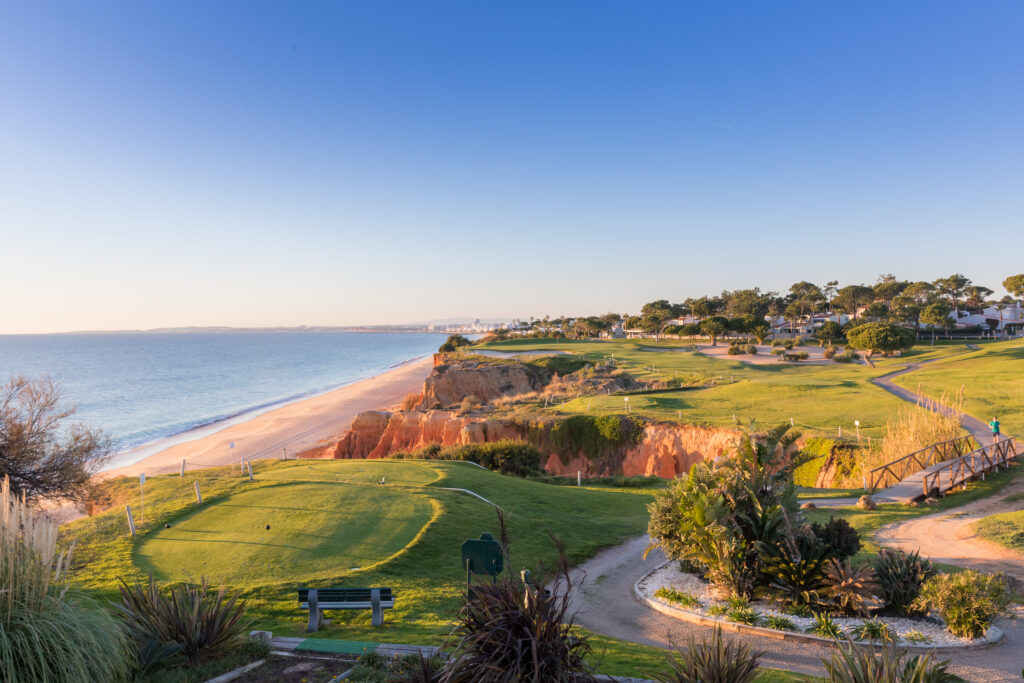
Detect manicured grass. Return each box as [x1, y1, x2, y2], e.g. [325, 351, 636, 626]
[889, 338, 1024, 437]
[795, 486, 864, 500]
[973, 510, 1024, 553]
[478, 338, 907, 438]
[803, 461, 1024, 561]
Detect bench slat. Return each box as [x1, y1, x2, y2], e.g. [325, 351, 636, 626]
[299, 600, 395, 610]
[297, 588, 394, 604]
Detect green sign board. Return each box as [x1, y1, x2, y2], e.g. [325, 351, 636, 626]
[461, 532, 503, 577]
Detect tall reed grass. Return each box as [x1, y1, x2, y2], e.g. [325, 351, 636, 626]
[1, 475, 131, 682]
[839, 389, 964, 488]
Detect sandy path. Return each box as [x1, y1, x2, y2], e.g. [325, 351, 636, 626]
[876, 475, 1024, 580]
[101, 358, 433, 479]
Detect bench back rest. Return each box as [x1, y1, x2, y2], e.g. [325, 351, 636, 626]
[298, 588, 393, 604]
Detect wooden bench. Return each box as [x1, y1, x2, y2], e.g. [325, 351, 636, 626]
[298, 587, 395, 632]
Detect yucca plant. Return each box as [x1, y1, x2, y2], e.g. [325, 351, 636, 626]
[874, 549, 935, 615]
[655, 587, 702, 609]
[807, 612, 844, 639]
[850, 617, 896, 643]
[1, 475, 132, 682]
[824, 559, 882, 616]
[764, 614, 797, 631]
[114, 575, 253, 666]
[441, 511, 596, 683]
[727, 605, 763, 626]
[707, 603, 729, 617]
[823, 635, 962, 682]
[650, 627, 762, 683]
[758, 534, 829, 606]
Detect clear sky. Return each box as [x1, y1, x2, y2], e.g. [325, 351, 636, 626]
[2, 2, 1022, 333]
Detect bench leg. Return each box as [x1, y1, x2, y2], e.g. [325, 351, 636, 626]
[306, 589, 320, 633]
[371, 588, 383, 627]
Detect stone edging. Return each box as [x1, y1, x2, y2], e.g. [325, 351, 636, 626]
[632, 560, 1003, 655]
[203, 659, 266, 683]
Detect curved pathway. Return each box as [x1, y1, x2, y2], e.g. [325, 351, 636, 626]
[574, 354, 1024, 681]
[571, 536, 1024, 681]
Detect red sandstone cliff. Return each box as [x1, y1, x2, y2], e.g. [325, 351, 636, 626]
[309, 408, 741, 478]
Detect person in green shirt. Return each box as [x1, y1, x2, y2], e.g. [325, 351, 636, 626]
[989, 416, 1000, 443]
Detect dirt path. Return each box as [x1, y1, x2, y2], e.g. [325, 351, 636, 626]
[876, 475, 1024, 580]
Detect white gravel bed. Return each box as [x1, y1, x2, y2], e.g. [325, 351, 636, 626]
[638, 563, 978, 648]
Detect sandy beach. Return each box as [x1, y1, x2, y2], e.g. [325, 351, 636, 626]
[101, 357, 433, 479]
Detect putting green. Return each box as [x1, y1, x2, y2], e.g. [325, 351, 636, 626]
[133, 481, 435, 585]
[258, 459, 441, 487]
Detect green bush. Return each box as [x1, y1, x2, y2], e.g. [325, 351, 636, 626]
[396, 440, 541, 476]
[833, 350, 859, 363]
[529, 414, 644, 466]
[915, 570, 1012, 638]
[812, 517, 862, 562]
[764, 614, 797, 631]
[790, 350, 809, 361]
[114, 576, 252, 667]
[727, 605, 763, 626]
[823, 559, 881, 617]
[650, 628, 762, 683]
[727, 345, 743, 355]
[771, 339, 787, 347]
[807, 612, 843, 639]
[793, 457, 825, 487]
[438, 334, 472, 353]
[771, 348, 786, 356]
[745, 344, 758, 354]
[873, 549, 935, 615]
[654, 587, 702, 609]
[758, 534, 828, 606]
[850, 617, 895, 642]
[823, 346, 838, 359]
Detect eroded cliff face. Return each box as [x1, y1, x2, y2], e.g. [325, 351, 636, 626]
[419, 359, 547, 408]
[311, 408, 742, 478]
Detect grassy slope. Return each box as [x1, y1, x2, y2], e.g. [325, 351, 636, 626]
[974, 509, 1024, 552]
[889, 338, 1024, 437]
[478, 338, 906, 438]
[70, 459, 795, 679]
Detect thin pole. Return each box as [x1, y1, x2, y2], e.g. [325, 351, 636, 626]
[125, 505, 136, 538]
[180, 459, 186, 477]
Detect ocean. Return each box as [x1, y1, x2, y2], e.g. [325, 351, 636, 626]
[0, 331, 444, 455]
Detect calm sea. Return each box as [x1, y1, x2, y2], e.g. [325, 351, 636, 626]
[0, 331, 443, 453]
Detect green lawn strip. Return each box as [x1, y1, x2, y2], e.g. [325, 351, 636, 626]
[795, 486, 864, 500]
[888, 338, 1024, 437]
[582, 629, 814, 681]
[973, 510, 1024, 553]
[803, 462, 1024, 561]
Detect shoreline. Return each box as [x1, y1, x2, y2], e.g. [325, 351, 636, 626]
[100, 356, 433, 480]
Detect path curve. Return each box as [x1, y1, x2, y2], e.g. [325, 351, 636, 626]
[571, 536, 1024, 681]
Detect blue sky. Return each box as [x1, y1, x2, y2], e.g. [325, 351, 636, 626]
[2, 2, 1022, 332]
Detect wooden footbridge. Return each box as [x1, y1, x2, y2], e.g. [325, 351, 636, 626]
[866, 434, 979, 492]
[921, 436, 1019, 497]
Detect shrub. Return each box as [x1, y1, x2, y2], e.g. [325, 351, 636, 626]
[745, 344, 758, 354]
[646, 424, 801, 598]
[650, 628, 762, 683]
[846, 323, 916, 358]
[459, 395, 482, 413]
[655, 587, 702, 609]
[442, 515, 596, 683]
[900, 630, 932, 644]
[807, 612, 843, 639]
[439, 334, 472, 352]
[823, 346, 838, 359]
[833, 350, 859, 363]
[874, 549, 935, 615]
[727, 345, 743, 355]
[727, 605, 763, 626]
[823, 636, 960, 683]
[785, 603, 814, 618]
[405, 440, 542, 476]
[707, 603, 728, 617]
[764, 614, 797, 631]
[791, 350, 809, 361]
[915, 570, 1012, 639]
[530, 414, 644, 466]
[401, 392, 422, 410]
[771, 348, 786, 355]
[823, 559, 882, 617]
[758, 534, 829, 606]
[812, 517, 862, 562]
[0, 476, 133, 682]
[850, 617, 896, 642]
[114, 576, 253, 666]
[771, 339, 787, 347]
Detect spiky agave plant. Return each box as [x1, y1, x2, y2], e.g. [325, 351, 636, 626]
[650, 627, 762, 683]
[824, 559, 882, 617]
[441, 510, 596, 683]
[823, 636, 962, 683]
[874, 549, 935, 615]
[114, 575, 253, 666]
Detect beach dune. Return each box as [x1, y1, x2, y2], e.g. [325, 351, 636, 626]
[102, 358, 432, 479]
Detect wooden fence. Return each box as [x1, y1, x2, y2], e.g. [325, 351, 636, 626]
[921, 437, 1019, 497]
[866, 434, 979, 492]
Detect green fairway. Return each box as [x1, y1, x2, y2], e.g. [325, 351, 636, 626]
[134, 481, 436, 585]
[476, 338, 907, 438]
[889, 338, 1024, 437]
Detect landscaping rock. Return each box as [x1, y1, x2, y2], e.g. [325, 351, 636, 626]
[924, 497, 940, 506]
[904, 499, 920, 507]
[856, 494, 876, 510]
